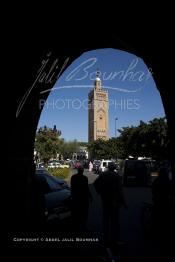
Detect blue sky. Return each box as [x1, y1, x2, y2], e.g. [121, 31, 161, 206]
[38, 48, 165, 141]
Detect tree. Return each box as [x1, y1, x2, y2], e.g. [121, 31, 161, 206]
[118, 117, 169, 160]
[88, 138, 123, 160]
[77, 141, 88, 147]
[88, 117, 169, 161]
[59, 139, 79, 159]
[88, 139, 108, 160]
[35, 125, 61, 163]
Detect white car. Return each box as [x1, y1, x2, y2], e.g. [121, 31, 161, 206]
[99, 160, 114, 173]
[48, 161, 61, 168]
[59, 164, 69, 168]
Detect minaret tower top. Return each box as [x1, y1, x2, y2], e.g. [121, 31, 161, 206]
[94, 70, 102, 90]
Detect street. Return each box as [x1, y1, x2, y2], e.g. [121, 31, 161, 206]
[67, 169, 173, 261]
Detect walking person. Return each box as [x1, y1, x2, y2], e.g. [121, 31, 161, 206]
[94, 162, 127, 248]
[152, 167, 171, 237]
[89, 161, 93, 172]
[152, 167, 175, 260]
[70, 166, 92, 232]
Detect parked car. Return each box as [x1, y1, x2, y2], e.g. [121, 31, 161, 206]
[37, 162, 44, 168]
[122, 160, 151, 186]
[59, 164, 69, 168]
[99, 160, 115, 173]
[35, 167, 72, 220]
[48, 161, 61, 168]
[65, 159, 72, 166]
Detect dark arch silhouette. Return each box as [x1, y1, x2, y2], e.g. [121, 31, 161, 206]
[9, 29, 175, 242]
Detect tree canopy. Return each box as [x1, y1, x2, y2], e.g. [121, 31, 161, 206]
[88, 117, 169, 160]
[35, 125, 62, 163]
[35, 118, 169, 162]
[35, 125, 87, 162]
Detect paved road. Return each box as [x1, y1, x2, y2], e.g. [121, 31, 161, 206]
[69, 169, 174, 261]
[64, 169, 174, 261]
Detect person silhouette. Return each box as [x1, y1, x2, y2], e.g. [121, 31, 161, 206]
[152, 167, 175, 259]
[94, 162, 127, 247]
[152, 167, 170, 204]
[89, 161, 93, 172]
[152, 167, 171, 237]
[70, 166, 92, 232]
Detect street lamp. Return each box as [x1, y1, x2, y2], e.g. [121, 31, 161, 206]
[115, 117, 118, 137]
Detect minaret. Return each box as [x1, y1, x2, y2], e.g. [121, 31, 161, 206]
[94, 71, 102, 90]
[88, 72, 109, 142]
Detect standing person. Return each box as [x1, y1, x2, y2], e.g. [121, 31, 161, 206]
[152, 167, 171, 204]
[151, 167, 175, 260]
[89, 161, 93, 172]
[152, 167, 171, 237]
[94, 162, 127, 248]
[70, 166, 92, 232]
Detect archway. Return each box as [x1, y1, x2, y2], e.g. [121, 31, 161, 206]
[36, 48, 165, 156]
[10, 33, 175, 251]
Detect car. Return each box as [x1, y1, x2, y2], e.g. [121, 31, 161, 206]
[99, 160, 115, 173]
[59, 164, 69, 168]
[65, 159, 72, 166]
[35, 167, 72, 220]
[122, 160, 151, 186]
[37, 162, 44, 168]
[48, 161, 61, 168]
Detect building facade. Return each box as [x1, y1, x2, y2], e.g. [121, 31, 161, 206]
[88, 76, 109, 142]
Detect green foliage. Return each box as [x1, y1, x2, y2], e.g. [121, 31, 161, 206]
[47, 167, 70, 179]
[35, 126, 85, 162]
[118, 117, 169, 160]
[59, 139, 79, 159]
[88, 117, 169, 160]
[77, 141, 88, 147]
[88, 139, 107, 159]
[88, 137, 126, 160]
[35, 125, 62, 163]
